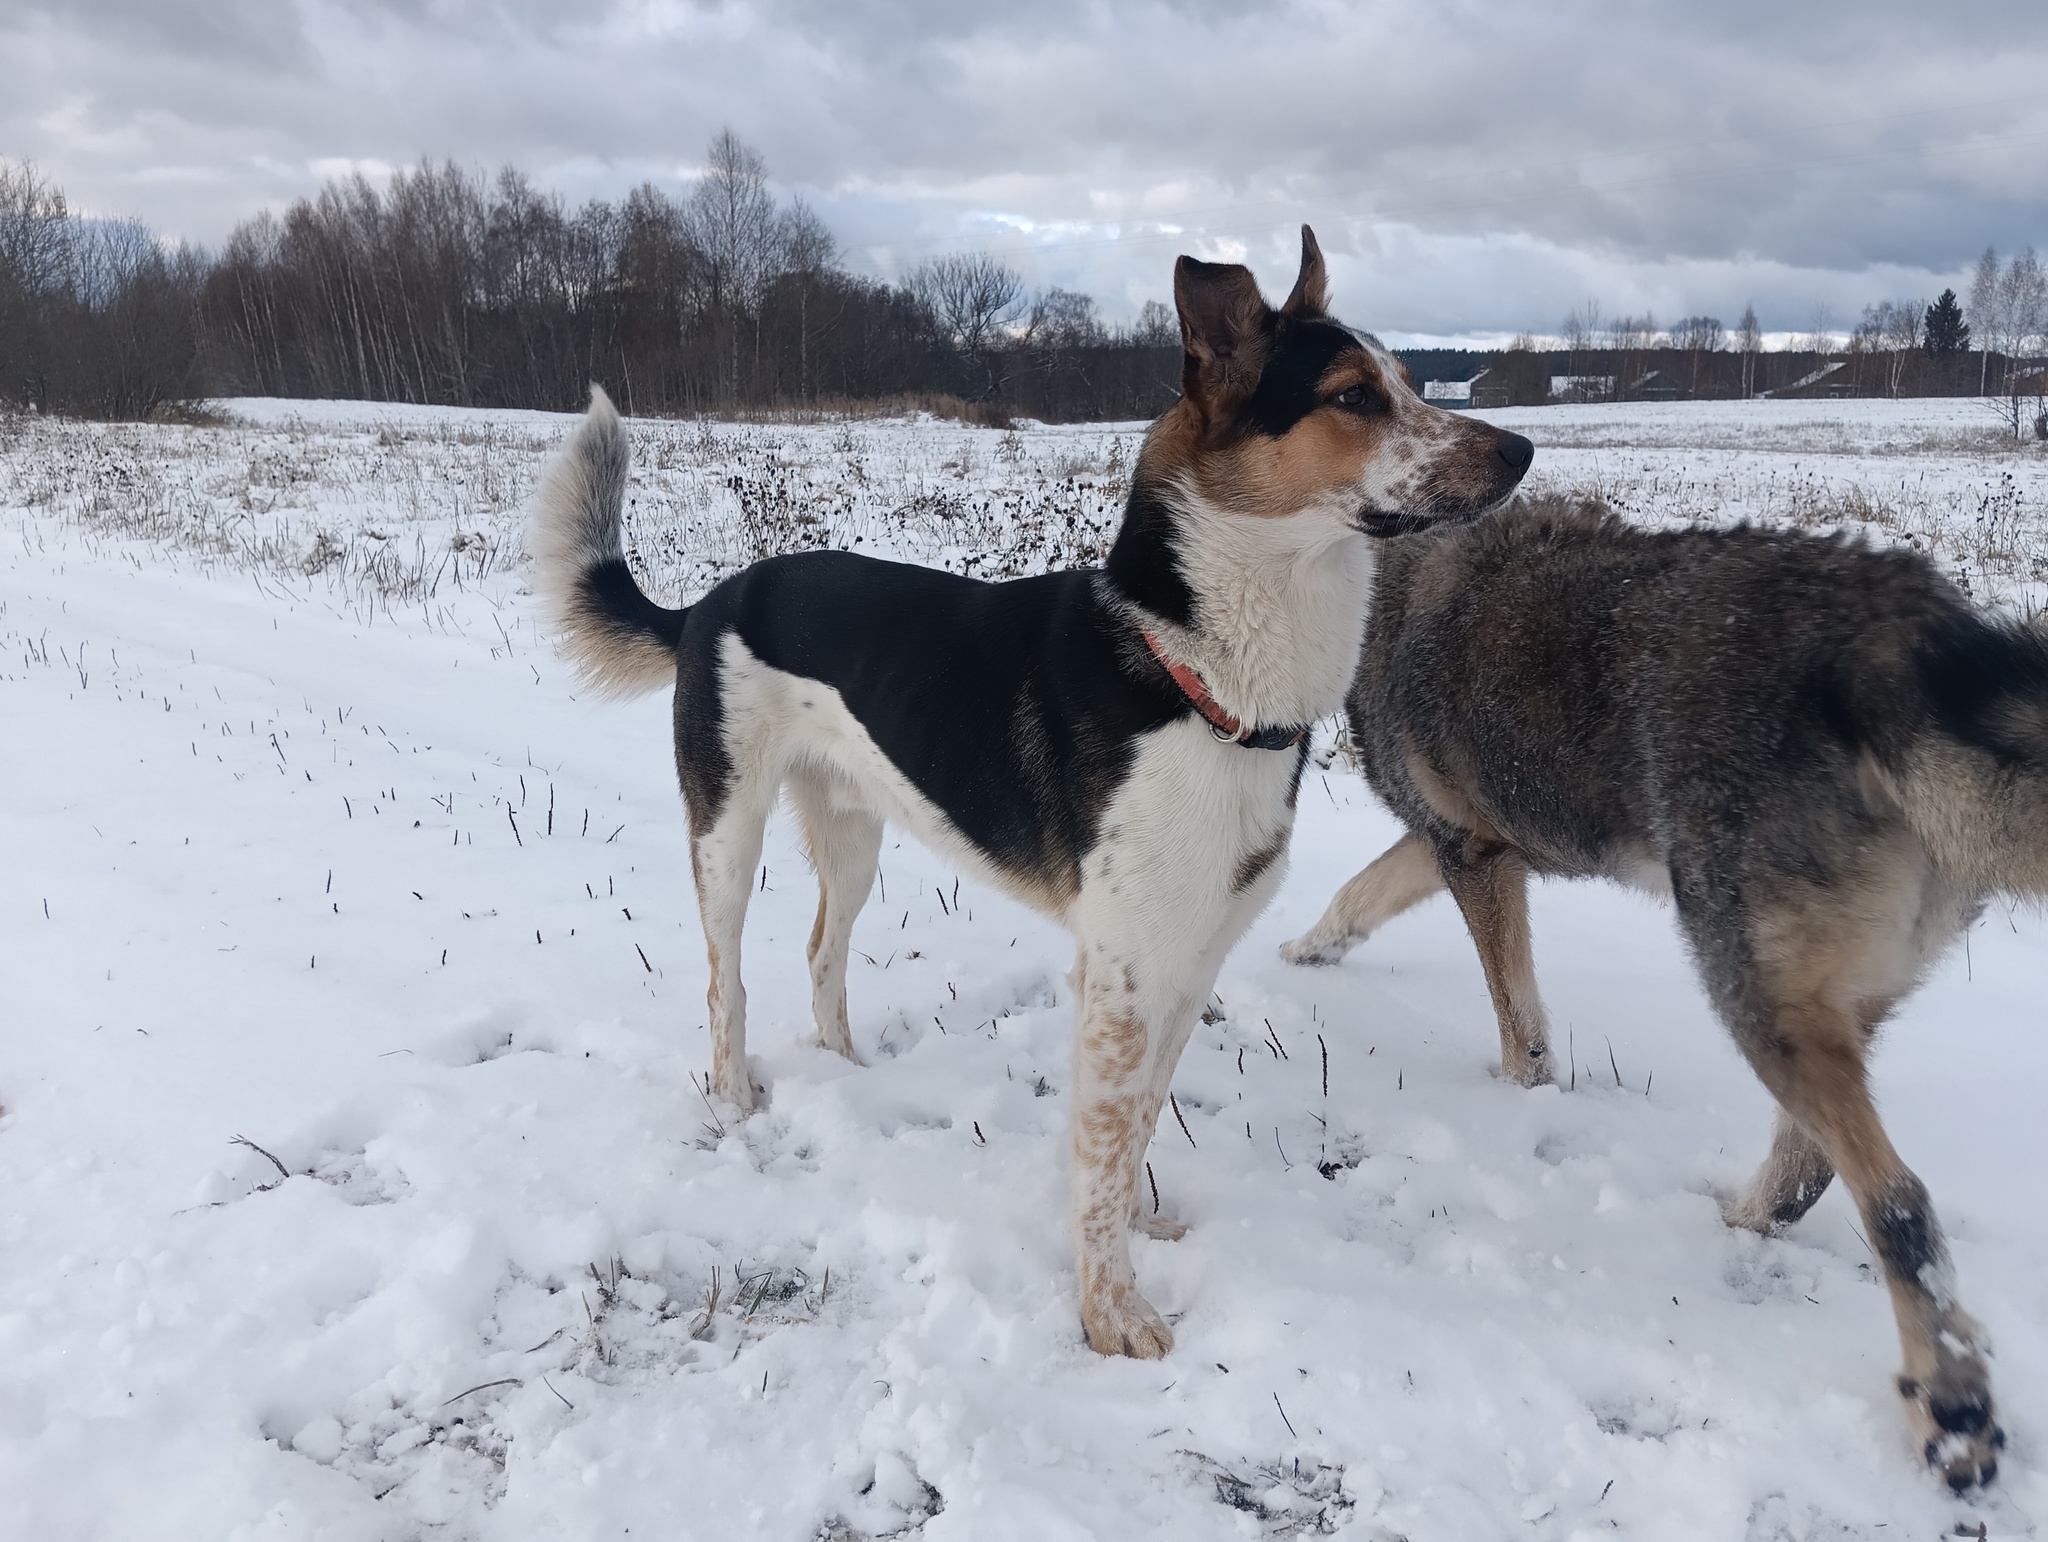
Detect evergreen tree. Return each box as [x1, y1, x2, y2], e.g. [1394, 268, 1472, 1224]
[1923, 289, 1969, 358]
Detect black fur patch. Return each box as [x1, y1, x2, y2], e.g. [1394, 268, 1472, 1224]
[682, 552, 1188, 892]
[1768, 1180, 1827, 1229]
[1243, 320, 1362, 438]
[1929, 1391, 1995, 1435]
[1870, 1175, 1940, 1288]
[584, 557, 686, 650]
[1913, 607, 2048, 769]
[672, 629, 731, 830]
[1105, 482, 1196, 627]
[1232, 832, 1288, 894]
[1284, 738, 1309, 809]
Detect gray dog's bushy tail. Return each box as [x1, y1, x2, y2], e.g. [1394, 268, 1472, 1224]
[1902, 606, 2048, 893]
[529, 386, 685, 697]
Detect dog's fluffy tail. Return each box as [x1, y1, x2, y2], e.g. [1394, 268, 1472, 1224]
[1900, 606, 2048, 895]
[529, 386, 685, 697]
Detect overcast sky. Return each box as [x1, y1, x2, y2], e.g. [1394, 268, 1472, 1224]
[4, 0, 2045, 345]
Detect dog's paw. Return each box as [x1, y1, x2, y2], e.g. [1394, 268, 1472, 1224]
[1717, 1191, 1774, 1234]
[1280, 932, 1348, 967]
[816, 1027, 865, 1067]
[1133, 1213, 1189, 1242]
[1081, 1286, 1175, 1359]
[713, 1064, 759, 1116]
[1495, 1048, 1555, 1089]
[1901, 1375, 2003, 1492]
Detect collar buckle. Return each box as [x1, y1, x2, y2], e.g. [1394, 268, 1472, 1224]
[1141, 628, 1309, 753]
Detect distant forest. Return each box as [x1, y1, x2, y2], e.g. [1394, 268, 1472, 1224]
[1, 138, 2042, 426]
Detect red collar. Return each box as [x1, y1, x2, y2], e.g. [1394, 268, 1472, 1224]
[1140, 629, 1307, 751]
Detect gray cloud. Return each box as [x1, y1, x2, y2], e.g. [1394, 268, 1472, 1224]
[3, 0, 2043, 341]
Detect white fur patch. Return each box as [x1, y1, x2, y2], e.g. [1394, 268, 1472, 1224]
[1147, 489, 1375, 730]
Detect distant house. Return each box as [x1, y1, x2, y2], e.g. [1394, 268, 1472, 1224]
[1630, 370, 1680, 401]
[1550, 374, 1613, 402]
[1422, 368, 1489, 407]
[1757, 360, 1847, 400]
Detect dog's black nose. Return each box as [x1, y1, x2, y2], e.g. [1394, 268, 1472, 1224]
[1495, 432, 1534, 474]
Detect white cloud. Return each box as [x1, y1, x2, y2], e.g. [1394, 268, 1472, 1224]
[2, 0, 2042, 341]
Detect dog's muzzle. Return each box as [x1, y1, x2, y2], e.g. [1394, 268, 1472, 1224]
[1355, 432, 1536, 538]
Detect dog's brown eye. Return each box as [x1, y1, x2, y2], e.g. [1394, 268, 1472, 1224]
[1333, 383, 1379, 412]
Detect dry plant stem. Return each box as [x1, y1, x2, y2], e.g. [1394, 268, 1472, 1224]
[230, 1134, 290, 1187]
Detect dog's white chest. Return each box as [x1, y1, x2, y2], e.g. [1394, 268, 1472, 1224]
[1076, 718, 1298, 928]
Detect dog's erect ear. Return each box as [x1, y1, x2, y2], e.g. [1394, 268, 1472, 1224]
[1175, 256, 1271, 410]
[1280, 225, 1328, 318]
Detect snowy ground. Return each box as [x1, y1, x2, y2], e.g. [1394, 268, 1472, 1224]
[2, 397, 2045, 1540]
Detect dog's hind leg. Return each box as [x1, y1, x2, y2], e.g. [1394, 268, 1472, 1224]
[788, 766, 882, 1064]
[691, 791, 774, 1114]
[1702, 921, 2000, 1489]
[1282, 830, 1444, 965]
[1437, 841, 1554, 1087]
[1722, 1108, 1835, 1233]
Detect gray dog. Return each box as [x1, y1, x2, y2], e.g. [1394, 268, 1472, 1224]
[1287, 494, 2036, 1490]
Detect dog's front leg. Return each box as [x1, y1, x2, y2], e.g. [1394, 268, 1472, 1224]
[1069, 959, 1175, 1359]
[1282, 830, 1443, 966]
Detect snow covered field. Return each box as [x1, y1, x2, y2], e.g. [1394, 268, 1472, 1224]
[2, 396, 2045, 1540]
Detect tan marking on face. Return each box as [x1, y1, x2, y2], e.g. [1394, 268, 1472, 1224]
[1195, 351, 1395, 519]
[1153, 347, 1519, 523]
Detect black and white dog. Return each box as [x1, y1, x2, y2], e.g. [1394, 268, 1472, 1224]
[530, 230, 1531, 1357]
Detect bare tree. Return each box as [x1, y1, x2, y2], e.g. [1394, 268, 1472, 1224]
[0, 159, 73, 406]
[1969, 245, 2002, 396]
[913, 251, 1025, 399]
[779, 197, 836, 275]
[685, 130, 780, 401]
[1736, 305, 1762, 399]
[1132, 299, 1177, 349]
[1861, 299, 1925, 399]
[1559, 300, 1604, 398]
[1671, 315, 1723, 398]
[1993, 248, 2045, 437]
[1801, 304, 1836, 358]
[687, 131, 776, 310]
[1025, 286, 1102, 349]
[1671, 315, 1724, 353]
[1606, 311, 1659, 398]
[1010, 287, 1108, 417]
[1561, 299, 1601, 358]
[0, 159, 72, 298]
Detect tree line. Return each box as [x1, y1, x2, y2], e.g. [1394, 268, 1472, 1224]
[1407, 264, 2044, 433]
[0, 160, 212, 419]
[1, 138, 2042, 425]
[0, 135, 1180, 422]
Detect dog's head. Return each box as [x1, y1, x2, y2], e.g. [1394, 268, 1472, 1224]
[1147, 226, 1532, 537]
